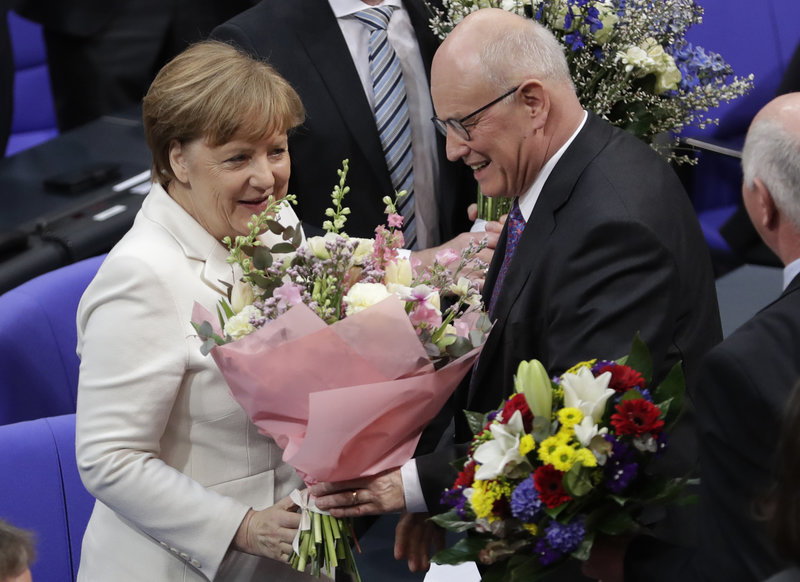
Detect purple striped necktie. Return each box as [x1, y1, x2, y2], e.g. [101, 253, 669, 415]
[489, 200, 526, 315]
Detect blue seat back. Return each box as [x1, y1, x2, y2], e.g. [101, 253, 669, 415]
[0, 255, 105, 425]
[5, 10, 58, 157]
[0, 414, 94, 582]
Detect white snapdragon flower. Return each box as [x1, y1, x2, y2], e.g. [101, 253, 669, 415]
[561, 367, 615, 423]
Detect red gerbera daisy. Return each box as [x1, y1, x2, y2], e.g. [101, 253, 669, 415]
[611, 399, 664, 436]
[597, 363, 645, 393]
[501, 393, 534, 432]
[533, 465, 572, 508]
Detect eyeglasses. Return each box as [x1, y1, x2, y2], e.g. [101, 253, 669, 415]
[431, 86, 520, 141]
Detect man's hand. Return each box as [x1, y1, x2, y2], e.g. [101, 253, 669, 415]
[394, 511, 445, 572]
[308, 468, 405, 518]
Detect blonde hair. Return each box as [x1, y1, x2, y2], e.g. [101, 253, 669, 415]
[142, 40, 305, 188]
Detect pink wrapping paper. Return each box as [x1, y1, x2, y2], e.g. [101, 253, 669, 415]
[192, 295, 482, 483]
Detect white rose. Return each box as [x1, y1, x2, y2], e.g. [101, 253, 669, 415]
[343, 282, 392, 316]
[350, 238, 375, 266]
[305, 234, 335, 260]
[230, 280, 256, 314]
[223, 304, 263, 340]
[384, 258, 413, 286]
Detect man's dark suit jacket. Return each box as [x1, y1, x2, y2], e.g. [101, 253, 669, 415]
[418, 113, 723, 510]
[678, 273, 800, 581]
[212, 0, 473, 242]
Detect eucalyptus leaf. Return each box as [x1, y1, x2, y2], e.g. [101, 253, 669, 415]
[194, 320, 214, 339]
[446, 336, 472, 358]
[264, 219, 284, 235]
[282, 225, 295, 241]
[242, 244, 257, 257]
[292, 226, 303, 247]
[271, 242, 296, 254]
[469, 328, 485, 348]
[200, 338, 217, 356]
[253, 246, 273, 270]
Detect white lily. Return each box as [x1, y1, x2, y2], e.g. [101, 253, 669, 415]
[573, 415, 609, 447]
[561, 367, 615, 423]
[473, 411, 530, 481]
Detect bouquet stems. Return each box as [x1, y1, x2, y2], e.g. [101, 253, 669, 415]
[476, 188, 512, 222]
[291, 510, 361, 581]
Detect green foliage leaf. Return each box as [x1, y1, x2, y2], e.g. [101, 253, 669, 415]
[429, 510, 477, 533]
[654, 362, 685, 425]
[242, 244, 257, 257]
[446, 336, 472, 358]
[271, 242, 296, 254]
[622, 332, 652, 383]
[465, 409, 488, 436]
[564, 463, 594, 497]
[431, 537, 486, 565]
[264, 219, 284, 235]
[292, 224, 303, 247]
[596, 508, 636, 536]
[282, 225, 295, 241]
[253, 246, 273, 271]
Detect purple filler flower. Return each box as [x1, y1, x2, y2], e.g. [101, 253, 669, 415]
[511, 477, 544, 523]
[604, 436, 638, 493]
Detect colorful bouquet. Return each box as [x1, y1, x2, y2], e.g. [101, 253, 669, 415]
[193, 161, 490, 579]
[431, 336, 688, 580]
[427, 0, 753, 166]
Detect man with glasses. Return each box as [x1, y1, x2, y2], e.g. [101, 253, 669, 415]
[313, 7, 722, 576]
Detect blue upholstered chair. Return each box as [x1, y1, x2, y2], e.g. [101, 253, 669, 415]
[0, 254, 105, 425]
[0, 414, 94, 582]
[5, 9, 58, 157]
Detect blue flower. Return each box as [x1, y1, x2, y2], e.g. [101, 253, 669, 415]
[545, 516, 586, 554]
[510, 477, 544, 523]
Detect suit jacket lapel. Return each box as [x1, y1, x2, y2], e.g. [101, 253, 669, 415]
[475, 114, 611, 388]
[293, 0, 391, 192]
[143, 184, 233, 298]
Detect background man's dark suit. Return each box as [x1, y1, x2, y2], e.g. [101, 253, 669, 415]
[687, 274, 800, 581]
[418, 113, 723, 514]
[212, 0, 473, 241]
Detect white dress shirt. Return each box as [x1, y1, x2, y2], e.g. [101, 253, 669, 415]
[330, 0, 440, 248]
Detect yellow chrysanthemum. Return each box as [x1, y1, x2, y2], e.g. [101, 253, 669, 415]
[557, 407, 584, 428]
[550, 444, 577, 472]
[519, 434, 536, 456]
[564, 359, 597, 375]
[470, 480, 511, 522]
[574, 447, 598, 468]
[523, 523, 538, 536]
[538, 435, 561, 464]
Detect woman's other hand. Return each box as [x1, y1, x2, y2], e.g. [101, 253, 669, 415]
[232, 495, 301, 562]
